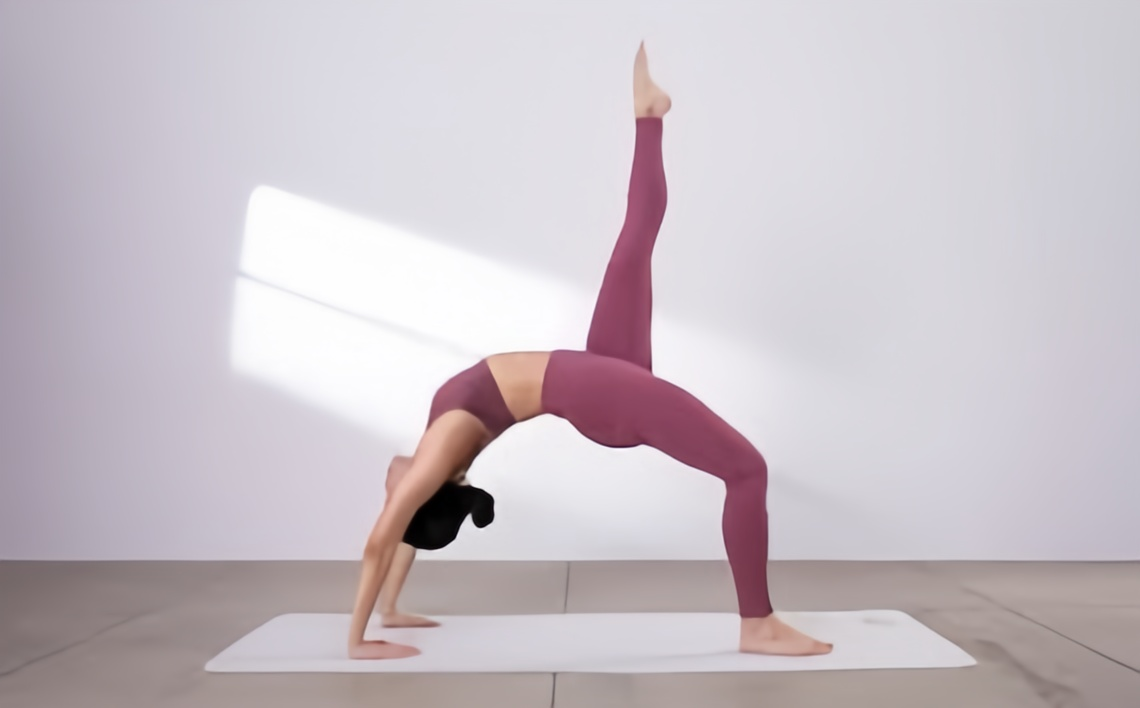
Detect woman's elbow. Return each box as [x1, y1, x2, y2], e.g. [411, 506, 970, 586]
[363, 517, 402, 558]
[363, 534, 386, 559]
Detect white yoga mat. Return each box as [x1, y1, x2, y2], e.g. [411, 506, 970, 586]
[205, 611, 975, 673]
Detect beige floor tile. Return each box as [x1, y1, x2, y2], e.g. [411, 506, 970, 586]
[930, 561, 1140, 608]
[1016, 606, 1140, 671]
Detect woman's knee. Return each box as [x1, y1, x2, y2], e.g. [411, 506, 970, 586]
[723, 448, 767, 490]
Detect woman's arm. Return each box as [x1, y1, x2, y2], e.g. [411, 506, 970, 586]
[376, 456, 438, 624]
[347, 412, 484, 655]
[378, 543, 440, 627]
[379, 543, 417, 616]
[348, 539, 407, 658]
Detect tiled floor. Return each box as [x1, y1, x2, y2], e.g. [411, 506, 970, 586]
[1, 560, 1137, 707]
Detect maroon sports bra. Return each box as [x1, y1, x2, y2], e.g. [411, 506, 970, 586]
[426, 359, 518, 440]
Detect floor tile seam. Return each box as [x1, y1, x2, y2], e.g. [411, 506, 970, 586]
[551, 561, 570, 708]
[0, 609, 154, 681]
[957, 585, 1140, 676]
[0, 566, 229, 682]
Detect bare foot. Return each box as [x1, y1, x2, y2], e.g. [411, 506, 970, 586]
[740, 615, 833, 656]
[348, 640, 421, 660]
[634, 41, 671, 118]
[381, 612, 441, 628]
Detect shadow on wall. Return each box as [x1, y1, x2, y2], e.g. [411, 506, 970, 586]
[228, 186, 887, 553]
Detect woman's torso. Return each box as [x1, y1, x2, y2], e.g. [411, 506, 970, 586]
[423, 351, 552, 484]
[426, 351, 552, 446]
[484, 351, 551, 423]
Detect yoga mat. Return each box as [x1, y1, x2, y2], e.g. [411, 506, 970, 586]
[205, 611, 975, 673]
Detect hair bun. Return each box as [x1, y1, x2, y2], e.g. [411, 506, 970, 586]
[402, 481, 496, 550]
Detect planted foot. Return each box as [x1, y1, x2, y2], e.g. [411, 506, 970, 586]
[740, 615, 833, 656]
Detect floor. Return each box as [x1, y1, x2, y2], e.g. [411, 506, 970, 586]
[1, 561, 1137, 707]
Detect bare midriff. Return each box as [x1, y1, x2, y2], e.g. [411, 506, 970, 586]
[485, 351, 552, 423]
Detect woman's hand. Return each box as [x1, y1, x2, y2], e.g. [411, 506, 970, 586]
[348, 413, 484, 653]
[348, 640, 421, 660]
[382, 612, 441, 628]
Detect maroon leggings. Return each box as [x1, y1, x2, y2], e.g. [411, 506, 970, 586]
[541, 117, 774, 618]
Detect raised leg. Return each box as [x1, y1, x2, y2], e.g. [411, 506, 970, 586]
[586, 43, 671, 371]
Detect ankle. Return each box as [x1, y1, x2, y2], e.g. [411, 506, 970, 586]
[740, 614, 778, 632]
[634, 92, 671, 119]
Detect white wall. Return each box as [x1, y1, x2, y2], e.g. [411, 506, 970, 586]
[2, 0, 1138, 561]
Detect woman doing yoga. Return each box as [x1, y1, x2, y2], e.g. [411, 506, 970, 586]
[348, 44, 833, 659]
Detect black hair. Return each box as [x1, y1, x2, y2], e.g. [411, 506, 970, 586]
[402, 481, 495, 550]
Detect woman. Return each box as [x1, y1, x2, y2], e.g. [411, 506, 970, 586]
[348, 43, 833, 659]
